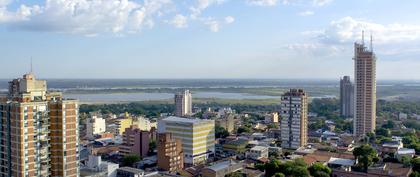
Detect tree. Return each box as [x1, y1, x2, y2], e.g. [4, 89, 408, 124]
[274, 173, 285, 177]
[412, 158, 420, 172]
[401, 156, 412, 167]
[122, 155, 141, 167]
[353, 144, 378, 172]
[149, 140, 156, 153]
[376, 128, 391, 137]
[382, 120, 396, 129]
[237, 126, 251, 134]
[290, 166, 310, 177]
[308, 163, 332, 177]
[215, 125, 229, 138]
[411, 171, 420, 177]
[225, 171, 244, 177]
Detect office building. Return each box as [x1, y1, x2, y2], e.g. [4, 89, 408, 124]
[174, 90, 192, 117]
[0, 73, 79, 176]
[120, 125, 150, 158]
[158, 116, 215, 166]
[157, 133, 184, 172]
[280, 89, 308, 149]
[86, 114, 106, 139]
[353, 34, 377, 137]
[340, 76, 354, 117]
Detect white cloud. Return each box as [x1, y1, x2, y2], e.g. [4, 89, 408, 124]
[0, 0, 173, 35]
[224, 16, 235, 24]
[168, 14, 187, 28]
[247, 0, 278, 6]
[190, 0, 225, 19]
[298, 10, 314, 16]
[310, 16, 420, 45]
[312, 0, 333, 6]
[204, 18, 220, 32]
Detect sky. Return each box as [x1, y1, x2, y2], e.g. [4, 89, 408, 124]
[1, 0, 420, 79]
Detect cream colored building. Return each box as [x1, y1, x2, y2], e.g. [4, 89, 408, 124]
[86, 115, 106, 138]
[175, 90, 192, 117]
[353, 35, 376, 137]
[158, 116, 215, 166]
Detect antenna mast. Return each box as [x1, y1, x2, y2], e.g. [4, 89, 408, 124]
[30, 57, 33, 74]
[370, 34, 373, 52]
[362, 30, 365, 46]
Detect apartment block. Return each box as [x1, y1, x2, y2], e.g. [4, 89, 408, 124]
[340, 76, 354, 117]
[119, 125, 150, 158]
[174, 90, 192, 117]
[280, 89, 308, 149]
[353, 34, 377, 137]
[157, 133, 184, 172]
[0, 73, 79, 177]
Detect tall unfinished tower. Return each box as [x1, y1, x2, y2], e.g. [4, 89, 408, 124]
[353, 33, 377, 137]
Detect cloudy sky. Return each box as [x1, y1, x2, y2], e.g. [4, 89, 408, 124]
[1, 0, 420, 79]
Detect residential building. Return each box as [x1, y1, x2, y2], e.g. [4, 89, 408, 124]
[158, 116, 215, 166]
[247, 146, 269, 161]
[395, 148, 415, 161]
[120, 125, 150, 158]
[157, 133, 184, 172]
[116, 117, 133, 135]
[280, 89, 308, 149]
[133, 116, 152, 131]
[340, 76, 354, 117]
[353, 34, 377, 137]
[86, 115, 106, 139]
[174, 90, 192, 117]
[223, 139, 248, 154]
[81, 155, 119, 177]
[331, 163, 412, 177]
[201, 160, 243, 177]
[116, 167, 145, 177]
[0, 73, 79, 177]
[265, 112, 279, 123]
[215, 114, 235, 133]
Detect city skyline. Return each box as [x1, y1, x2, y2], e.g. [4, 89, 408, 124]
[1, 0, 420, 79]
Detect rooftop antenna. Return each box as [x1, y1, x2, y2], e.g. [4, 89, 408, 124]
[30, 57, 33, 74]
[370, 33, 373, 52]
[362, 30, 365, 46]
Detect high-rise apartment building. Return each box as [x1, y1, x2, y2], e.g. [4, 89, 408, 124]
[119, 125, 150, 158]
[174, 90, 192, 117]
[157, 133, 184, 172]
[280, 89, 308, 149]
[340, 76, 354, 117]
[353, 34, 377, 137]
[0, 73, 79, 177]
[158, 116, 214, 166]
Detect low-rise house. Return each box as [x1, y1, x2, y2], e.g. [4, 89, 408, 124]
[327, 157, 355, 171]
[395, 148, 415, 161]
[247, 146, 268, 161]
[81, 155, 119, 177]
[331, 163, 412, 177]
[201, 160, 243, 177]
[223, 139, 248, 155]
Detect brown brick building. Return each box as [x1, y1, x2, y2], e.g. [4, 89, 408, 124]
[157, 133, 183, 172]
[0, 73, 79, 177]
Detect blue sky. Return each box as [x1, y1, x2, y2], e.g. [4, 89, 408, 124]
[1, 0, 420, 79]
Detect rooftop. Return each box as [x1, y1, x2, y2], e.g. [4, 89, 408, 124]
[396, 148, 415, 155]
[251, 146, 268, 151]
[206, 160, 239, 172]
[328, 157, 355, 166]
[162, 116, 213, 124]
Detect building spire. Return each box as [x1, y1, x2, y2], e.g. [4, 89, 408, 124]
[370, 33, 373, 52]
[30, 57, 33, 74]
[362, 30, 365, 46]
